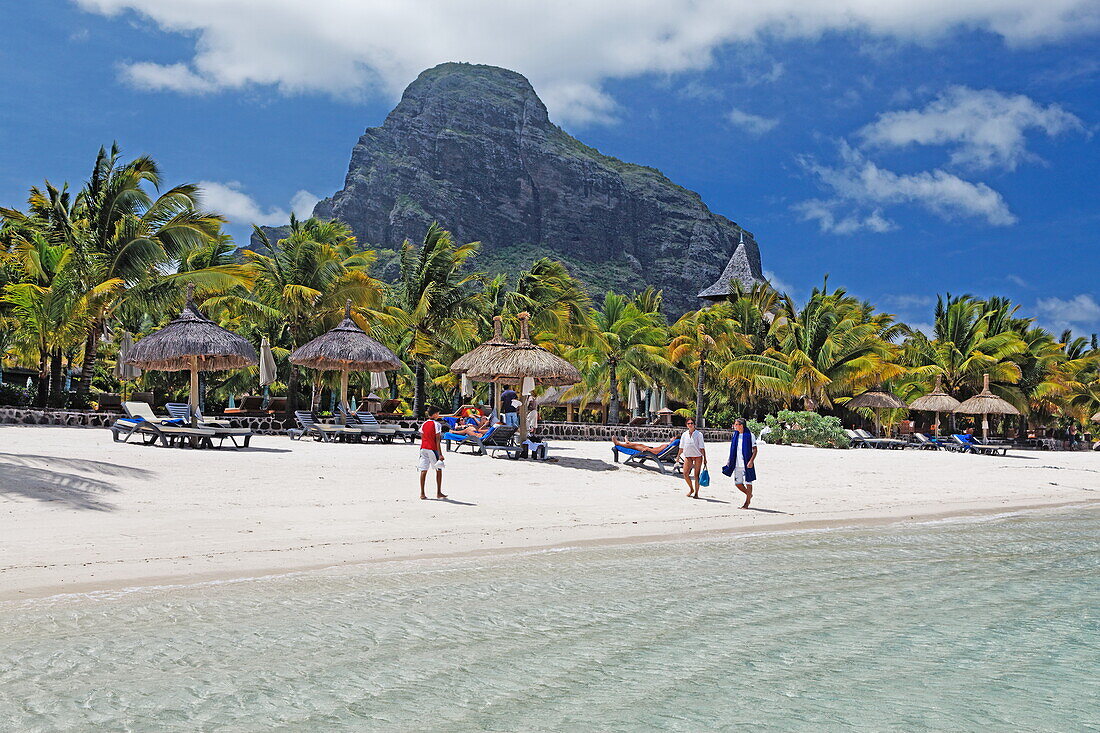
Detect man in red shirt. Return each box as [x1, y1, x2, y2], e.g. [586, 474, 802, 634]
[418, 406, 447, 500]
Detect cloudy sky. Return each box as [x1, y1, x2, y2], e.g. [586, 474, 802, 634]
[2, 0, 1098, 333]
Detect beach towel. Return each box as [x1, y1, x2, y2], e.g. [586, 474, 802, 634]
[721, 431, 757, 482]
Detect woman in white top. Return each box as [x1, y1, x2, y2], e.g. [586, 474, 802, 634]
[678, 418, 707, 499]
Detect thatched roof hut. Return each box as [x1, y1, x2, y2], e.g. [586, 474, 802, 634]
[955, 374, 1020, 441]
[846, 388, 907, 411]
[465, 312, 581, 438]
[126, 283, 256, 424]
[289, 301, 401, 417]
[955, 374, 1020, 416]
[908, 377, 961, 437]
[465, 312, 581, 387]
[450, 315, 512, 374]
[289, 301, 400, 373]
[126, 285, 257, 372]
[697, 229, 765, 301]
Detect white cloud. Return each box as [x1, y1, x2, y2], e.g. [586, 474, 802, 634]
[289, 190, 321, 220]
[198, 181, 318, 226]
[794, 199, 896, 234]
[1006, 274, 1030, 288]
[727, 108, 779, 135]
[122, 62, 217, 93]
[1035, 294, 1100, 330]
[798, 144, 1016, 232]
[763, 270, 795, 297]
[73, 0, 1100, 125]
[859, 86, 1085, 170]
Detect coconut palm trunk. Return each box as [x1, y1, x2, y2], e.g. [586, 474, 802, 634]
[695, 349, 708, 427]
[608, 357, 619, 425]
[76, 325, 100, 401]
[414, 360, 427, 419]
[48, 349, 63, 407]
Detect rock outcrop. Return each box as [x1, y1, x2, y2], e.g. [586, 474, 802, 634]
[265, 62, 764, 314]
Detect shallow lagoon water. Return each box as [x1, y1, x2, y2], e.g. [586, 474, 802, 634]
[2, 506, 1097, 731]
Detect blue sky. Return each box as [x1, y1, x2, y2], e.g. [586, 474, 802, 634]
[2, 1, 1098, 334]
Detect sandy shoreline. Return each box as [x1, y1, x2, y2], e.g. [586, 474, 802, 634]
[1, 425, 1096, 601]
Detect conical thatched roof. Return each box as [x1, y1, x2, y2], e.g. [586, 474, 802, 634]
[909, 377, 962, 413]
[465, 312, 581, 387]
[846, 387, 907, 410]
[450, 315, 513, 374]
[956, 374, 1020, 416]
[289, 301, 401, 372]
[126, 284, 257, 372]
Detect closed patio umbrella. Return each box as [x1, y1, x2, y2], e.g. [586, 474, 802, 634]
[955, 373, 1020, 442]
[114, 331, 141, 400]
[289, 300, 401, 422]
[908, 376, 961, 438]
[370, 370, 389, 392]
[259, 335, 276, 407]
[126, 284, 256, 427]
[627, 378, 639, 414]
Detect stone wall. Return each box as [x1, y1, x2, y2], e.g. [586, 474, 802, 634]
[0, 408, 733, 443]
[536, 422, 735, 443]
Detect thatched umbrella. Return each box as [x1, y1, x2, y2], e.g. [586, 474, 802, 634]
[288, 300, 401, 421]
[846, 386, 907, 437]
[465, 312, 581, 439]
[908, 376, 961, 438]
[451, 315, 513, 416]
[126, 284, 257, 426]
[955, 373, 1020, 441]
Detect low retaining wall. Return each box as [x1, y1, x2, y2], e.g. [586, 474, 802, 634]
[0, 408, 732, 442]
[537, 422, 735, 443]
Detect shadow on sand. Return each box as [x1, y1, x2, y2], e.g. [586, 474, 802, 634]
[0, 452, 154, 512]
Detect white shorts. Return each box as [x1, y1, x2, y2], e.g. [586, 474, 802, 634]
[417, 449, 444, 472]
[732, 466, 750, 484]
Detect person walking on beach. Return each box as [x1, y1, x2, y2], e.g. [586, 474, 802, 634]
[418, 406, 447, 500]
[500, 384, 519, 428]
[678, 418, 707, 499]
[722, 418, 757, 508]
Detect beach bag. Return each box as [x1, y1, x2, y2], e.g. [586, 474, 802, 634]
[699, 469, 710, 487]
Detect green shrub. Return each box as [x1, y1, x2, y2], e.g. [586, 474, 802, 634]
[0, 382, 35, 407]
[759, 410, 850, 448]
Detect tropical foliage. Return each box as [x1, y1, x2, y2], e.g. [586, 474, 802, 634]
[2, 145, 1097, 434]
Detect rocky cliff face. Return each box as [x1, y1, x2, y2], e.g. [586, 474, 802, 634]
[276, 63, 764, 314]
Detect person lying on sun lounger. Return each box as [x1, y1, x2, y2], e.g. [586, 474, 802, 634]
[448, 415, 498, 438]
[613, 437, 676, 455]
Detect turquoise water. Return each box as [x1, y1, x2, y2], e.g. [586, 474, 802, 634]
[2, 507, 1098, 732]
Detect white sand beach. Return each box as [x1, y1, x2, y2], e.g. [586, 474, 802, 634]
[0, 425, 1096, 600]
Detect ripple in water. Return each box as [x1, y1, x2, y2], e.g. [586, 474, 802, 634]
[1, 506, 1097, 731]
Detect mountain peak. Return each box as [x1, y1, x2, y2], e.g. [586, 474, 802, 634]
[300, 64, 764, 313]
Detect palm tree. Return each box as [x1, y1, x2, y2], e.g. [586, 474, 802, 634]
[729, 281, 905, 410]
[220, 216, 384, 419]
[385, 223, 480, 418]
[572, 291, 669, 424]
[668, 302, 748, 426]
[63, 145, 234, 400]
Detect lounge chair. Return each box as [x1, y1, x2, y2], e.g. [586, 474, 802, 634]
[290, 410, 360, 442]
[951, 434, 1008, 456]
[223, 395, 266, 416]
[166, 403, 254, 448]
[443, 423, 518, 455]
[339, 408, 397, 443]
[612, 438, 681, 474]
[266, 397, 287, 415]
[356, 410, 418, 443]
[855, 429, 908, 449]
[112, 402, 218, 448]
[845, 429, 878, 448]
[95, 393, 123, 413]
[912, 433, 951, 450]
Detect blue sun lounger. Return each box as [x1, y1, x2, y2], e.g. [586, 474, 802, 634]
[612, 438, 680, 474]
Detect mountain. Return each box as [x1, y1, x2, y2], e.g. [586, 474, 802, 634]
[261, 62, 764, 314]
